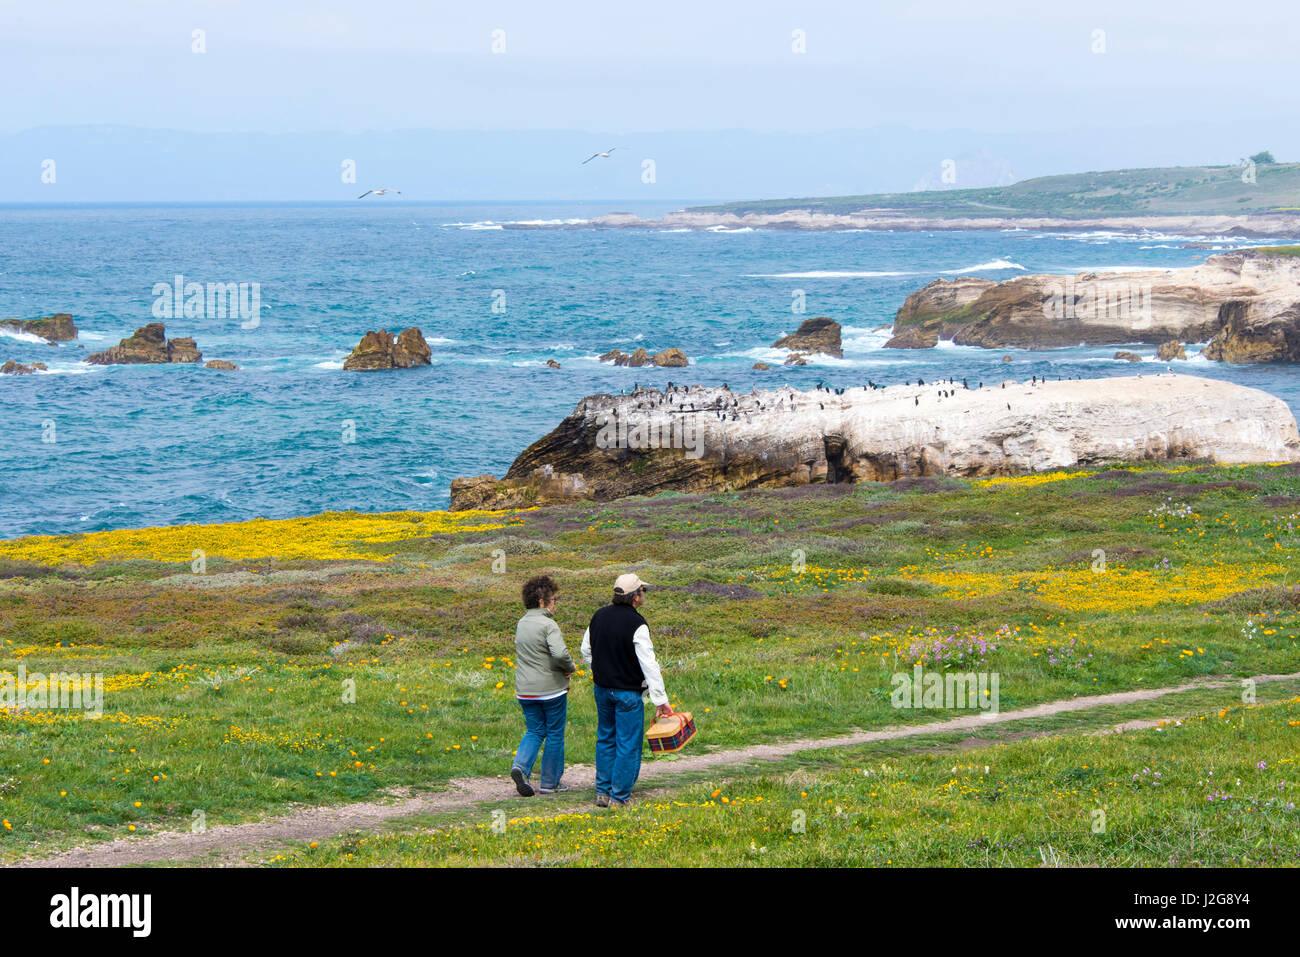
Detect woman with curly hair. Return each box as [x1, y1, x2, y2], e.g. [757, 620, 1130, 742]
[509, 574, 576, 796]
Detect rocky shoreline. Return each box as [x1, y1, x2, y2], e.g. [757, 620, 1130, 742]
[886, 249, 1300, 362]
[450, 374, 1300, 508]
[546, 211, 1300, 236]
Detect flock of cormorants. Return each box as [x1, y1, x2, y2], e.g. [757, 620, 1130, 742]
[585, 373, 1088, 423]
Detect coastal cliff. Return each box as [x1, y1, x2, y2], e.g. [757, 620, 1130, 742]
[886, 249, 1300, 360]
[449, 374, 1300, 508]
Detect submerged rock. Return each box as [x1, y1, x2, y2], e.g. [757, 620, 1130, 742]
[85, 323, 202, 365]
[1, 360, 47, 375]
[342, 327, 431, 371]
[1114, 351, 1143, 362]
[600, 346, 689, 367]
[449, 375, 1300, 508]
[205, 359, 239, 370]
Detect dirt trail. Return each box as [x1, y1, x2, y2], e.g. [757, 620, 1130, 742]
[14, 671, 1298, 868]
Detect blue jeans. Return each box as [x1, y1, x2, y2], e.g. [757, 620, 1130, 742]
[593, 685, 644, 802]
[514, 694, 567, 789]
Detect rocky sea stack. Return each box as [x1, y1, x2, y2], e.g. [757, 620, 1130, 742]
[342, 328, 432, 371]
[449, 374, 1300, 508]
[85, 323, 201, 365]
[886, 249, 1300, 361]
[598, 347, 689, 368]
[1, 314, 78, 342]
[772, 317, 843, 360]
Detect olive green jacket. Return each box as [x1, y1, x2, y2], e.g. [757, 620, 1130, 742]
[514, 608, 576, 697]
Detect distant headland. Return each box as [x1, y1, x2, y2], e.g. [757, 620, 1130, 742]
[568, 162, 1300, 234]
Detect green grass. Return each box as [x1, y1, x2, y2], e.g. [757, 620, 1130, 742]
[690, 162, 1300, 219]
[265, 695, 1300, 867]
[3, 461, 1300, 862]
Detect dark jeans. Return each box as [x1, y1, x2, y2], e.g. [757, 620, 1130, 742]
[514, 694, 567, 789]
[593, 684, 644, 802]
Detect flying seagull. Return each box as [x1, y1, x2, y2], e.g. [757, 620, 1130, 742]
[581, 148, 619, 165]
[358, 188, 402, 198]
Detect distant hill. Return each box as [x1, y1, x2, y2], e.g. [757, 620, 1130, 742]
[689, 162, 1300, 219]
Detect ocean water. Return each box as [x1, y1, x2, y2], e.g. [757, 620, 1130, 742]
[2, 201, 1298, 539]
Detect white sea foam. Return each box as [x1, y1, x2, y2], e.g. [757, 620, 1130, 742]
[749, 258, 1024, 280]
[314, 359, 345, 370]
[1036, 229, 1292, 246]
[22, 364, 96, 376]
[507, 218, 589, 226]
[1065, 265, 1172, 274]
[0, 328, 49, 344]
[840, 325, 896, 351]
[745, 270, 914, 278]
[938, 259, 1025, 274]
[705, 225, 754, 233]
[932, 338, 986, 351]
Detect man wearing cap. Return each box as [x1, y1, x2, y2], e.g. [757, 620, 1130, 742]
[580, 573, 672, 808]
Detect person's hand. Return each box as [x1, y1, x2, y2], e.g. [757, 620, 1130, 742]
[656, 703, 673, 718]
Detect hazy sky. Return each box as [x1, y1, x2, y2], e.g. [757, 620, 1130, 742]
[2, 1, 1296, 200]
[5, 0, 1297, 134]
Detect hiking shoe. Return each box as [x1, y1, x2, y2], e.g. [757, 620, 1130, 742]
[510, 766, 535, 797]
[539, 783, 571, 795]
[608, 798, 629, 808]
[595, 793, 610, 807]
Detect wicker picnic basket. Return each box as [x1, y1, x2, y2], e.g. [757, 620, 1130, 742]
[646, 710, 696, 754]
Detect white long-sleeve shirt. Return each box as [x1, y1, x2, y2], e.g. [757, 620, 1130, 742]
[581, 622, 668, 706]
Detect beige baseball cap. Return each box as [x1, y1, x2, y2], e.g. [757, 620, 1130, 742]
[613, 573, 649, 595]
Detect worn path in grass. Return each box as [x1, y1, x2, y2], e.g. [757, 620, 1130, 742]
[15, 671, 1300, 868]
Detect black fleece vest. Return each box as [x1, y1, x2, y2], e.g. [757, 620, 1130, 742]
[588, 602, 648, 692]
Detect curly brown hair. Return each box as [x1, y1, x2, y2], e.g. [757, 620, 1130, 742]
[522, 575, 559, 609]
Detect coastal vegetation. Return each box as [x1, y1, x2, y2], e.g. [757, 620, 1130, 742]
[690, 162, 1300, 219]
[272, 693, 1300, 867]
[2, 462, 1299, 864]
